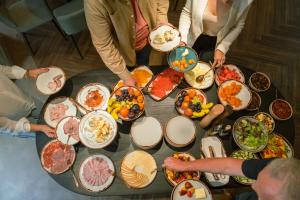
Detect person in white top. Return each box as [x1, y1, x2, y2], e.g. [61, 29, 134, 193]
[179, 0, 254, 67]
[0, 64, 55, 138]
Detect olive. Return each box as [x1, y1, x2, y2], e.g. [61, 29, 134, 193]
[178, 96, 184, 102]
[131, 104, 140, 113]
[128, 112, 136, 119]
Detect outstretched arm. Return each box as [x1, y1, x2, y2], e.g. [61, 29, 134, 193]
[164, 157, 245, 177]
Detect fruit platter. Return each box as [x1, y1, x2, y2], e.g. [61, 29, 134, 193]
[175, 88, 214, 118]
[107, 86, 145, 121]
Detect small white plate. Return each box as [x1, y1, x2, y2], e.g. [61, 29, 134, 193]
[56, 116, 80, 145]
[149, 24, 181, 52]
[79, 110, 117, 149]
[218, 80, 252, 111]
[36, 67, 66, 95]
[184, 62, 214, 89]
[165, 116, 196, 147]
[44, 97, 77, 128]
[131, 117, 163, 149]
[171, 179, 212, 200]
[215, 64, 245, 86]
[79, 154, 115, 192]
[76, 83, 110, 114]
[201, 136, 229, 187]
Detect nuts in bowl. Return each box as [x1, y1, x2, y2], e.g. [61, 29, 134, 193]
[107, 86, 145, 121]
[249, 72, 271, 92]
[254, 112, 275, 134]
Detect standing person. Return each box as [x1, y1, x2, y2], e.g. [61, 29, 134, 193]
[179, 0, 254, 67]
[164, 157, 300, 200]
[0, 64, 56, 138]
[84, 0, 169, 86]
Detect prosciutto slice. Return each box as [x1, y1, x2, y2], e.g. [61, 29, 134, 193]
[82, 157, 112, 186]
[63, 118, 79, 141]
[49, 103, 69, 121]
[48, 74, 63, 91]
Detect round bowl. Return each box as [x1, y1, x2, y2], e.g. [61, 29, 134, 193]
[217, 80, 252, 111]
[175, 87, 208, 118]
[108, 86, 145, 121]
[254, 112, 275, 134]
[184, 62, 215, 89]
[246, 90, 261, 111]
[168, 46, 199, 72]
[215, 64, 245, 86]
[232, 116, 268, 153]
[269, 99, 293, 121]
[249, 72, 271, 92]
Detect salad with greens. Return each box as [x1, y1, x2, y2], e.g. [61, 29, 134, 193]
[233, 117, 268, 152]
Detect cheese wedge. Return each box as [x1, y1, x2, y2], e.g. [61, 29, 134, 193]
[195, 188, 207, 199]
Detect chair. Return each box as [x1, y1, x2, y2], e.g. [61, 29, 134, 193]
[0, 0, 64, 55]
[53, 0, 87, 59]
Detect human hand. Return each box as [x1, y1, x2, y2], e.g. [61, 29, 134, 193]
[27, 68, 49, 78]
[39, 125, 56, 138]
[163, 157, 189, 172]
[212, 49, 226, 68]
[179, 41, 187, 46]
[118, 69, 136, 87]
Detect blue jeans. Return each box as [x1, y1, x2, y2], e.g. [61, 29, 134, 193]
[0, 128, 36, 138]
[136, 44, 151, 66]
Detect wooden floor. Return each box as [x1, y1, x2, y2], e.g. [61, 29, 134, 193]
[1, 0, 299, 199]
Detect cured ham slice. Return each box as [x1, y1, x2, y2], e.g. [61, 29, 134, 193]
[41, 140, 75, 174]
[49, 103, 69, 121]
[48, 74, 63, 91]
[82, 157, 112, 186]
[63, 118, 79, 141]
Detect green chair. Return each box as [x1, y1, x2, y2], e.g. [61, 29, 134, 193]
[0, 0, 64, 55]
[53, 0, 87, 59]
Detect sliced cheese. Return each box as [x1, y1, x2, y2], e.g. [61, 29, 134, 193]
[195, 188, 206, 199]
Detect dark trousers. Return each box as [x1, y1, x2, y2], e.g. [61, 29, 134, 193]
[192, 34, 217, 63]
[136, 44, 151, 66]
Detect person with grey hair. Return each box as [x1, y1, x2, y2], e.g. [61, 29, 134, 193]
[164, 156, 300, 200]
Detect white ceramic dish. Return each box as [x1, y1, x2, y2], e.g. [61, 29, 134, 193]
[149, 24, 181, 52]
[131, 117, 163, 149]
[44, 97, 77, 128]
[79, 154, 115, 192]
[79, 110, 117, 149]
[201, 136, 229, 187]
[76, 83, 110, 114]
[184, 62, 215, 89]
[218, 80, 252, 111]
[120, 150, 157, 189]
[36, 67, 66, 95]
[165, 116, 196, 147]
[56, 116, 80, 145]
[215, 64, 245, 86]
[171, 179, 212, 200]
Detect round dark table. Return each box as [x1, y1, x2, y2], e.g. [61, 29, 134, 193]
[36, 65, 295, 197]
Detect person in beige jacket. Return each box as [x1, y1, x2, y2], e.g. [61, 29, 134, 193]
[84, 0, 169, 86]
[179, 0, 254, 67]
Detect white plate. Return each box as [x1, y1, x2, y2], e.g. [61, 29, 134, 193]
[184, 62, 214, 89]
[131, 117, 163, 149]
[79, 110, 117, 149]
[79, 154, 115, 192]
[149, 24, 181, 52]
[171, 179, 212, 200]
[56, 116, 80, 145]
[120, 150, 157, 189]
[76, 83, 110, 114]
[41, 139, 76, 174]
[44, 97, 77, 128]
[215, 64, 245, 86]
[165, 116, 196, 147]
[218, 80, 252, 111]
[36, 67, 66, 95]
[201, 136, 229, 187]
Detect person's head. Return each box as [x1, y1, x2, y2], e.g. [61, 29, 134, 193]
[252, 158, 300, 200]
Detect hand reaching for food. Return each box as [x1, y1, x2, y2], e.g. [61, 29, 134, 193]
[163, 157, 189, 172]
[212, 49, 226, 68]
[27, 68, 49, 78]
